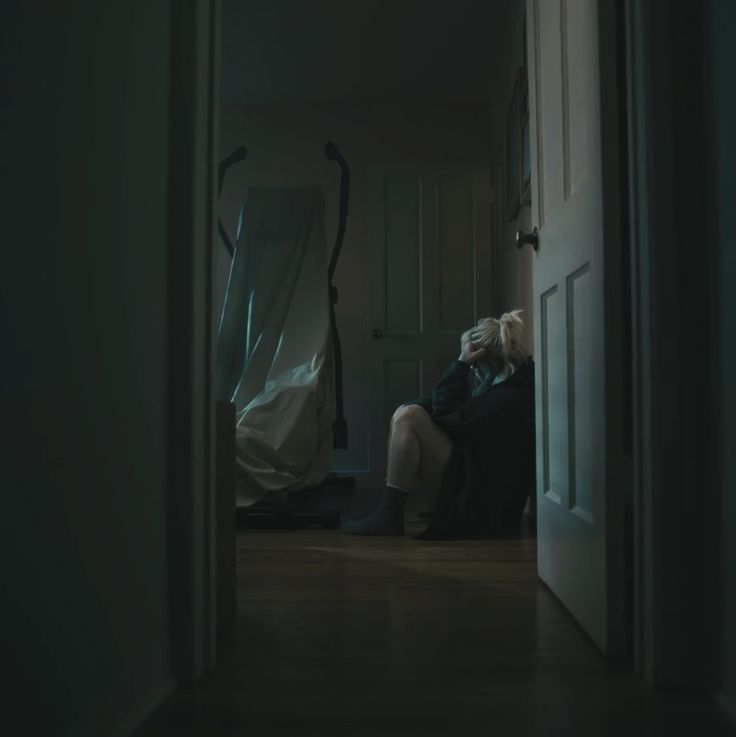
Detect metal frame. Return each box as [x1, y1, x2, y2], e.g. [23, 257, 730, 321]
[216, 140, 352, 453]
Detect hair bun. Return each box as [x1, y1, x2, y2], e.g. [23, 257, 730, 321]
[499, 309, 524, 325]
[499, 309, 524, 341]
[467, 309, 526, 378]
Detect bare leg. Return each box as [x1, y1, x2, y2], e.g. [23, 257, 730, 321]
[387, 405, 452, 509]
[342, 405, 452, 535]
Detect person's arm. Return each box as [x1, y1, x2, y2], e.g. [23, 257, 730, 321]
[432, 390, 507, 445]
[431, 360, 474, 416]
[429, 326, 487, 415]
[434, 385, 535, 453]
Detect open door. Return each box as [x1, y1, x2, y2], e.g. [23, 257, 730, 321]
[525, 0, 627, 654]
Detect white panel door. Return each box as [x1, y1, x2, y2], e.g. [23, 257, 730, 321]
[526, 0, 622, 652]
[367, 164, 491, 475]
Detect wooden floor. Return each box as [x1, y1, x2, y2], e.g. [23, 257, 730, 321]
[138, 521, 735, 737]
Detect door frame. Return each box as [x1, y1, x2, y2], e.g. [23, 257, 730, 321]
[166, 0, 221, 681]
[175, 0, 729, 699]
[599, 0, 634, 660]
[625, 0, 722, 692]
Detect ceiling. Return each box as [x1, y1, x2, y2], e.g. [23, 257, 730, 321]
[221, 0, 516, 104]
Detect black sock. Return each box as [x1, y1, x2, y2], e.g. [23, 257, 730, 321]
[381, 484, 409, 512]
[342, 484, 408, 535]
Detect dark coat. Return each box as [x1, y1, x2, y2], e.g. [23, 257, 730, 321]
[409, 358, 536, 540]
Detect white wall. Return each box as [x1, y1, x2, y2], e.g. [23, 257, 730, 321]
[217, 100, 493, 472]
[2, 3, 174, 734]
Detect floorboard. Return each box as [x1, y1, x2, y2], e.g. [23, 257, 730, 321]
[137, 521, 736, 736]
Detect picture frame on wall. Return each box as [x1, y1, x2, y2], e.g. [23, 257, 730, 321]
[521, 84, 531, 206]
[521, 14, 531, 207]
[507, 16, 532, 220]
[506, 67, 523, 221]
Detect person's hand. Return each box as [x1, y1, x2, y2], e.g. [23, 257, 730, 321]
[459, 329, 486, 365]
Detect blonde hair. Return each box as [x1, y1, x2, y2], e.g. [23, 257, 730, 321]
[463, 309, 527, 381]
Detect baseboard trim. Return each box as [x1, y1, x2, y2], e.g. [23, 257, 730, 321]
[110, 677, 177, 737]
[715, 689, 736, 725]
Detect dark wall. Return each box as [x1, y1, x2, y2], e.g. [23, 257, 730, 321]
[638, 0, 735, 701]
[1, 2, 173, 734]
[709, 0, 736, 718]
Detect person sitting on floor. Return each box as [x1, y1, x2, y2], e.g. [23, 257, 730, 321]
[342, 309, 535, 539]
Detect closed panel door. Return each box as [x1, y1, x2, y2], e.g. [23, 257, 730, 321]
[527, 0, 621, 652]
[367, 164, 491, 474]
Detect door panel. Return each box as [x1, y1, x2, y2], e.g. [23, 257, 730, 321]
[384, 359, 423, 433]
[527, 0, 621, 653]
[568, 264, 594, 522]
[437, 177, 476, 330]
[368, 164, 490, 473]
[540, 284, 566, 507]
[385, 178, 421, 330]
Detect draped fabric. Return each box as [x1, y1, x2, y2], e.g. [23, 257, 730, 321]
[215, 186, 333, 506]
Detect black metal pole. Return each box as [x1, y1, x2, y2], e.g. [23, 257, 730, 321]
[217, 146, 247, 258]
[324, 141, 350, 449]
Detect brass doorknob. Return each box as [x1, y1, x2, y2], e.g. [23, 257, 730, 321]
[516, 227, 539, 252]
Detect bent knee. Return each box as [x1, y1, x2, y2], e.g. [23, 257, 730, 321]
[391, 403, 429, 426]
